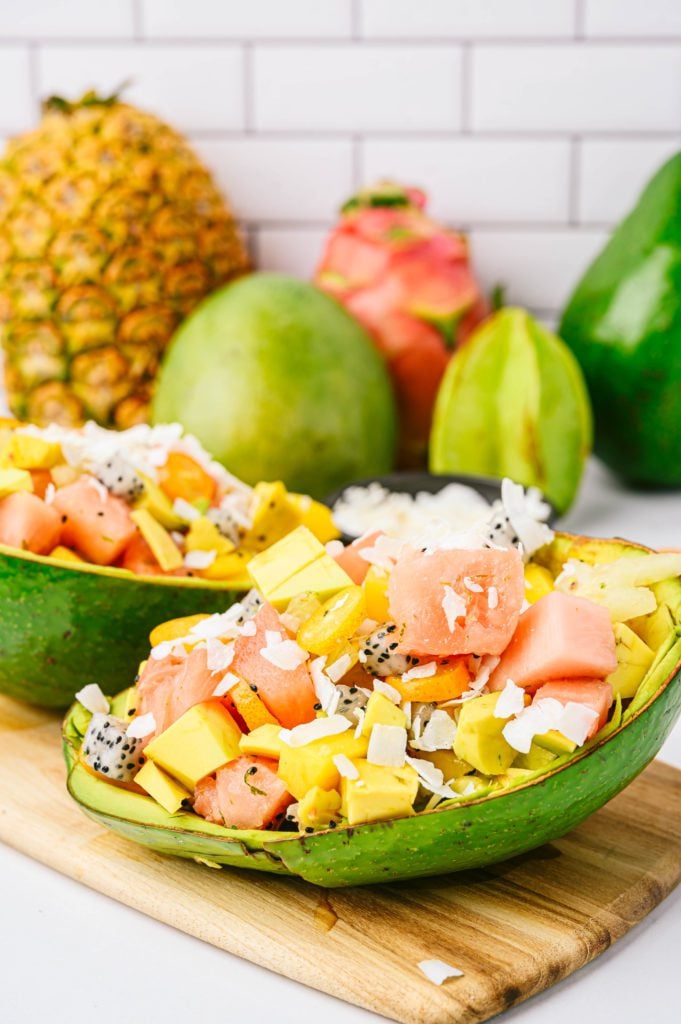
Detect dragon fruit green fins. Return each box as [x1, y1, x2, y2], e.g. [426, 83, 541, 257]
[315, 181, 487, 469]
[430, 308, 592, 514]
[360, 623, 415, 676]
[82, 712, 145, 781]
[91, 453, 145, 502]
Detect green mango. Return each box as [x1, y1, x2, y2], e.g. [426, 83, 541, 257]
[152, 274, 397, 499]
[0, 545, 245, 708]
[429, 308, 592, 513]
[62, 533, 681, 887]
[560, 152, 681, 484]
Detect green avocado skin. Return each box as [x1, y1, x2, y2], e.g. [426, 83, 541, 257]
[152, 273, 397, 499]
[0, 552, 241, 708]
[62, 535, 681, 887]
[560, 152, 681, 485]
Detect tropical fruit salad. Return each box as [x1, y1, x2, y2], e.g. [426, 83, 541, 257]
[69, 478, 681, 835]
[0, 419, 337, 580]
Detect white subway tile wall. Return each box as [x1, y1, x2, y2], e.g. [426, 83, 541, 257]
[0, 0, 680, 319]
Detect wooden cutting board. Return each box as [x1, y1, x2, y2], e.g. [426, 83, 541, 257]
[1, 694, 680, 1024]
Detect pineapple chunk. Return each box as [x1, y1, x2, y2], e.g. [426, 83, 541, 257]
[239, 723, 284, 760]
[297, 786, 341, 829]
[243, 481, 300, 550]
[130, 509, 183, 572]
[297, 585, 366, 655]
[524, 563, 553, 604]
[340, 761, 419, 825]
[0, 467, 33, 497]
[361, 691, 407, 736]
[185, 516, 234, 556]
[607, 622, 655, 699]
[135, 760, 190, 814]
[149, 614, 209, 648]
[2, 434, 62, 470]
[287, 493, 340, 544]
[363, 565, 390, 621]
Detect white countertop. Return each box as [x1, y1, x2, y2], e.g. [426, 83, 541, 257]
[2, 458, 680, 1024]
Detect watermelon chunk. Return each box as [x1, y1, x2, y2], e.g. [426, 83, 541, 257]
[137, 646, 220, 736]
[489, 591, 618, 693]
[193, 755, 293, 829]
[533, 679, 614, 738]
[388, 546, 524, 656]
[334, 530, 382, 585]
[0, 490, 62, 555]
[53, 478, 137, 565]
[232, 602, 316, 728]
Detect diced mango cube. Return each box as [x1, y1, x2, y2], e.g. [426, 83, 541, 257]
[144, 701, 242, 790]
[130, 508, 184, 572]
[340, 760, 419, 825]
[362, 691, 407, 736]
[277, 730, 368, 800]
[239, 723, 284, 760]
[453, 692, 516, 775]
[135, 759, 190, 814]
[297, 786, 341, 829]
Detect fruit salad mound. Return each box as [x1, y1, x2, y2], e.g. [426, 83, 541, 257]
[0, 419, 337, 580]
[70, 482, 681, 835]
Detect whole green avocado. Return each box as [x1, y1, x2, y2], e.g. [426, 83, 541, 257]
[560, 152, 681, 485]
[152, 273, 396, 497]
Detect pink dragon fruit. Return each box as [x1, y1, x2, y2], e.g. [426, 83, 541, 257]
[315, 182, 488, 467]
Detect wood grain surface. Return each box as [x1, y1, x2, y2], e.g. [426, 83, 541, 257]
[1, 694, 680, 1024]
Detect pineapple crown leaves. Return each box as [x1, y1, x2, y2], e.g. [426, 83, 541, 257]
[42, 81, 133, 115]
[340, 180, 427, 214]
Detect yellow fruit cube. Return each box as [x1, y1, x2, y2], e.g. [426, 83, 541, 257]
[186, 516, 234, 557]
[524, 563, 554, 604]
[288, 493, 340, 543]
[513, 743, 557, 771]
[340, 760, 419, 826]
[239, 723, 284, 760]
[130, 508, 184, 572]
[3, 434, 62, 470]
[533, 730, 576, 755]
[453, 692, 516, 775]
[144, 701, 242, 790]
[363, 564, 390, 621]
[297, 786, 341, 829]
[268, 556, 352, 610]
[277, 730, 368, 800]
[297, 585, 367, 655]
[136, 474, 186, 530]
[0, 467, 33, 497]
[607, 622, 655, 699]
[420, 749, 472, 780]
[149, 614, 209, 648]
[247, 525, 324, 593]
[48, 545, 84, 564]
[243, 481, 300, 550]
[135, 760, 190, 814]
[361, 691, 407, 736]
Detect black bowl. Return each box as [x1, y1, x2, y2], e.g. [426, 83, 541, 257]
[324, 471, 557, 543]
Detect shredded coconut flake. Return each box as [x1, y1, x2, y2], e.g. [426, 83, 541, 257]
[559, 701, 599, 745]
[373, 678, 402, 704]
[417, 959, 464, 985]
[332, 753, 359, 780]
[205, 638, 235, 674]
[280, 715, 350, 747]
[493, 679, 526, 719]
[402, 661, 437, 682]
[326, 653, 352, 683]
[190, 611, 241, 641]
[260, 634, 309, 671]
[184, 548, 217, 570]
[212, 672, 240, 697]
[44, 482, 56, 504]
[325, 540, 344, 558]
[463, 576, 484, 593]
[367, 724, 407, 767]
[172, 497, 200, 521]
[487, 585, 499, 610]
[411, 710, 457, 752]
[353, 707, 365, 739]
[240, 620, 257, 637]
[442, 585, 466, 631]
[75, 683, 109, 714]
[126, 712, 156, 739]
[406, 755, 457, 798]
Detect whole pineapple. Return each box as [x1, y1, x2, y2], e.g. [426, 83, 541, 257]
[0, 91, 249, 428]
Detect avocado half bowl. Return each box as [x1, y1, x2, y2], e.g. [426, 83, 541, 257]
[0, 545, 248, 709]
[61, 533, 681, 887]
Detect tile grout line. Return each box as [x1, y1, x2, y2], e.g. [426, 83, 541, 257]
[568, 136, 581, 226]
[27, 42, 40, 115]
[460, 41, 472, 133]
[132, 0, 144, 41]
[243, 42, 254, 134]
